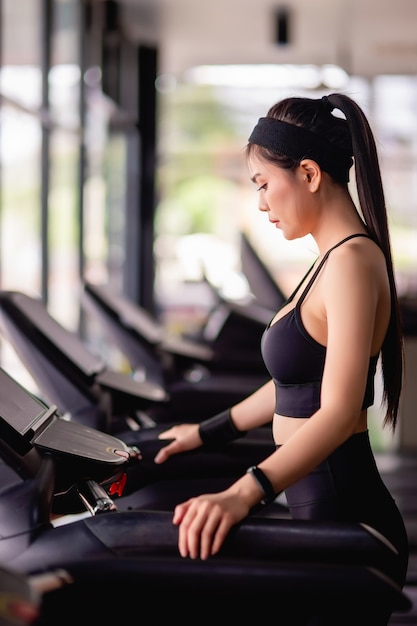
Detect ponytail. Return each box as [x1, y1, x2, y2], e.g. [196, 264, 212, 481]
[326, 94, 403, 430]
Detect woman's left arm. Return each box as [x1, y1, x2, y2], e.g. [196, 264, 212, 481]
[173, 242, 385, 559]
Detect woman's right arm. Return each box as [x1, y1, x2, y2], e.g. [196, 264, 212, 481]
[154, 379, 275, 464]
[229, 378, 276, 429]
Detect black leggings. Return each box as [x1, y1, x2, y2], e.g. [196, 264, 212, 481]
[281, 430, 409, 588]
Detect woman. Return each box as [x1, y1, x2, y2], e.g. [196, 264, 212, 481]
[154, 93, 409, 612]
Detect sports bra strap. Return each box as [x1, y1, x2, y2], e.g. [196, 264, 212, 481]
[288, 233, 373, 307]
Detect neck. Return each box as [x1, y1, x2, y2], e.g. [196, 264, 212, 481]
[311, 185, 367, 255]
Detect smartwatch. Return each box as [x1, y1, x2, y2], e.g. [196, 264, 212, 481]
[246, 465, 276, 505]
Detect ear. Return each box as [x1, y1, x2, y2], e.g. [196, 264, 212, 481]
[299, 159, 322, 192]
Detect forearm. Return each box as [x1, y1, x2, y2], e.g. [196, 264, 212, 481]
[257, 407, 358, 494]
[227, 407, 358, 510]
[198, 379, 275, 447]
[230, 379, 275, 431]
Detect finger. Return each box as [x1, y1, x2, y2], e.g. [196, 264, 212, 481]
[179, 499, 214, 560]
[154, 442, 177, 464]
[210, 516, 232, 557]
[172, 501, 190, 525]
[158, 428, 176, 440]
[176, 501, 198, 558]
[178, 515, 195, 559]
[198, 506, 223, 560]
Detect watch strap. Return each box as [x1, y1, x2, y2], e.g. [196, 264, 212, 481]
[246, 465, 276, 504]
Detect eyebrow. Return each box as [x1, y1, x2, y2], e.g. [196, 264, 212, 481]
[250, 173, 260, 183]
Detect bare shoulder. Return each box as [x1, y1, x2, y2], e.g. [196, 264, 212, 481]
[322, 236, 389, 311]
[326, 235, 386, 282]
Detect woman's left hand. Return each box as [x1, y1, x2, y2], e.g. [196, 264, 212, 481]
[173, 490, 251, 560]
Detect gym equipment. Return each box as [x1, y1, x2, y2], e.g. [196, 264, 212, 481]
[0, 366, 411, 624]
[0, 290, 268, 425]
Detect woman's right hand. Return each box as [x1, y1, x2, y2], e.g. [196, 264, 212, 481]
[154, 423, 203, 464]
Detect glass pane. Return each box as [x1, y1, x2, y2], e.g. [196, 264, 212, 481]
[0, 0, 43, 293]
[0, 105, 42, 293]
[48, 0, 81, 329]
[0, 0, 42, 387]
[48, 127, 80, 329]
[2, 0, 42, 107]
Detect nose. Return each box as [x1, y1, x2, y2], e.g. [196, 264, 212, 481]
[258, 194, 268, 212]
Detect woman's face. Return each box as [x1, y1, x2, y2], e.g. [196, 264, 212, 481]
[248, 153, 314, 240]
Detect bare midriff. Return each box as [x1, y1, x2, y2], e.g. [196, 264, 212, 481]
[272, 410, 368, 445]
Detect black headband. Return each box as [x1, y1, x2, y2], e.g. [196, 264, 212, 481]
[248, 117, 353, 183]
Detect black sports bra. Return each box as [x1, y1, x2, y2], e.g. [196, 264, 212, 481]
[261, 234, 379, 417]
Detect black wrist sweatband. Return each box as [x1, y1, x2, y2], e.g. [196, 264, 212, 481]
[198, 409, 247, 446]
[246, 465, 277, 505]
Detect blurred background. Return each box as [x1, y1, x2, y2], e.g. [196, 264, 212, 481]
[1, 0, 417, 451]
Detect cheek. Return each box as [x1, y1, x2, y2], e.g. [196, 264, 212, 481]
[273, 180, 298, 208]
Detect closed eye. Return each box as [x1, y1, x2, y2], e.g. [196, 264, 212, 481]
[257, 183, 267, 192]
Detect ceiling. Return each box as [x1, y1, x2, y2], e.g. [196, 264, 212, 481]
[118, 0, 417, 80]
